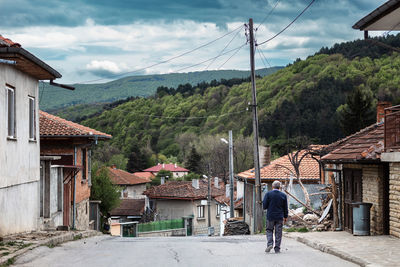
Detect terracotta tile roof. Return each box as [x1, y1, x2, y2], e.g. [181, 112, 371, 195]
[0, 35, 20, 48]
[237, 146, 324, 182]
[40, 110, 111, 139]
[144, 180, 225, 200]
[110, 199, 145, 216]
[322, 122, 384, 162]
[214, 193, 243, 209]
[133, 172, 155, 179]
[144, 163, 189, 172]
[108, 167, 151, 185]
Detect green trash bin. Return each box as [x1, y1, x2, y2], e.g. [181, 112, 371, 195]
[352, 202, 373, 236]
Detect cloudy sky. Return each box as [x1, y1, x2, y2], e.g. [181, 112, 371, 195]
[1, 0, 389, 84]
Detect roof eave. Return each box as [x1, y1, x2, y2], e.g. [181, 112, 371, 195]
[353, 0, 400, 30]
[40, 134, 112, 139]
[0, 46, 61, 79]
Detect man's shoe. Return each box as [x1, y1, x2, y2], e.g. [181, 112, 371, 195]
[265, 245, 273, 253]
[274, 250, 280, 254]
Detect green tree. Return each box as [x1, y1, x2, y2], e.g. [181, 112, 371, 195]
[127, 143, 148, 172]
[337, 86, 375, 136]
[90, 163, 121, 215]
[185, 145, 202, 174]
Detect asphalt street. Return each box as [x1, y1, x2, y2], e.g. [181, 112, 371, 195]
[14, 235, 357, 267]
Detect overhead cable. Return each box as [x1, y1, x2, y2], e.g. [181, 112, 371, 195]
[255, 0, 281, 31]
[257, 0, 316, 46]
[77, 24, 245, 84]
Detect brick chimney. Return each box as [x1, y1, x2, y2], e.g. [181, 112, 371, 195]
[377, 101, 391, 123]
[111, 164, 117, 169]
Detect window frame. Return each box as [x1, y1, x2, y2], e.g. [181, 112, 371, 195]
[216, 204, 220, 217]
[6, 85, 16, 139]
[28, 95, 36, 141]
[197, 205, 205, 218]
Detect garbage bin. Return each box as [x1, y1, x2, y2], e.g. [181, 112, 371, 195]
[352, 202, 373, 236]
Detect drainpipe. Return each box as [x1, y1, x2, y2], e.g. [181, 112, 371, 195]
[243, 179, 246, 223]
[72, 146, 77, 229]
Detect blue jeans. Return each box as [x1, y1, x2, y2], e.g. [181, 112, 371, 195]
[266, 220, 283, 251]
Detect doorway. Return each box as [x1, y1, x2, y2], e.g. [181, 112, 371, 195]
[343, 168, 362, 233]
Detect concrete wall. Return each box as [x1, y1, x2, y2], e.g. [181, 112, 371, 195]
[155, 200, 194, 220]
[123, 184, 146, 199]
[389, 162, 400, 237]
[0, 64, 40, 236]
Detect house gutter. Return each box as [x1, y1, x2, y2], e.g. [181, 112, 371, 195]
[72, 146, 77, 229]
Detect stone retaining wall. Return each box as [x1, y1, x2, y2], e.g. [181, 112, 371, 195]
[389, 162, 400, 237]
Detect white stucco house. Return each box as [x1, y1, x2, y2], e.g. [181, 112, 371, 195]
[0, 35, 63, 236]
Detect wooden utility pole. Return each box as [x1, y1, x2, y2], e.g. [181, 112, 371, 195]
[248, 18, 263, 232]
[229, 130, 234, 216]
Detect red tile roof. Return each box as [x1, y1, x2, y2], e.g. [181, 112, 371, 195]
[110, 199, 145, 216]
[0, 35, 20, 48]
[144, 180, 225, 200]
[108, 167, 151, 185]
[322, 122, 384, 162]
[237, 146, 324, 182]
[40, 111, 111, 139]
[144, 163, 189, 172]
[133, 172, 155, 179]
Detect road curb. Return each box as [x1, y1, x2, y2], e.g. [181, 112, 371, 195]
[0, 230, 102, 266]
[293, 235, 369, 267]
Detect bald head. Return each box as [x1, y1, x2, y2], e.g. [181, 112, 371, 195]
[272, 180, 281, 189]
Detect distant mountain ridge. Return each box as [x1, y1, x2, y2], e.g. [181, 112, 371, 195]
[40, 67, 283, 111]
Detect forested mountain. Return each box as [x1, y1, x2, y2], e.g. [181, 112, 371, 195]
[40, 67, 282, 110]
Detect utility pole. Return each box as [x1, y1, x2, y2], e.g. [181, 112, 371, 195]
[228, 130, 234, 216]
[249, 18, 263, 233]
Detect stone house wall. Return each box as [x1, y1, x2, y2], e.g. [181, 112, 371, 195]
[389, 162, 400, 237]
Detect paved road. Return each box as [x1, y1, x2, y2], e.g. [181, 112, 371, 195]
[15, 235, 357, 267]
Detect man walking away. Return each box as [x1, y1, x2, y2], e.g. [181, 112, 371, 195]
[262, 180, 288, 253]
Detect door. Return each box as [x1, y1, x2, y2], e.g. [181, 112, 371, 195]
[343, 169, 362, 233]
[63, 181, 71, 226]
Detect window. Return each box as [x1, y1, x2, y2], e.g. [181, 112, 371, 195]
[28, 96, 36, 140]
[197, 205, 204, 218]
[6, 86, 15, 138]
[82, 148, 87, 180]
[216, 204, 220, 217]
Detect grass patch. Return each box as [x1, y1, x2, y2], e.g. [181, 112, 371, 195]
[46, 244, 57, 249]
[1, 252, 9, 256]
[0, 257, 15, 267]
[73, 235, 82, 241]
[284, 227, 309, 233]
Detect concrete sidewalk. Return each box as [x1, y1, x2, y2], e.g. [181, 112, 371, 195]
[0, 230, 101, 266]
[286, 231, 400, 267]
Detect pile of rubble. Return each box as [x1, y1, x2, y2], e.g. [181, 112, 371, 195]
[288, 207, 333, 231]
[223, 218, 250, 235]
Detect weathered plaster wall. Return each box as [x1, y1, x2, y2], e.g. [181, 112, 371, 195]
[0, 64, 40, 236]
[75, 198, 89, 230]
[389, 162, 400, 238]
[156, 200, 194, 221]
[125, 184, 146, 199]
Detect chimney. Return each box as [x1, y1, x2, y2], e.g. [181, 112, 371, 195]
[192, 179, 199, 189]
[214, 177, 219, 188]
[162, 163, 165, 169]
[160, 177, 165, 184]
[111, 164, 117, 169]
[377, 101, 391, 123]
[174, 163, 177, 168]
[258, 145, 271, 166]
[226, 184, 231, 198]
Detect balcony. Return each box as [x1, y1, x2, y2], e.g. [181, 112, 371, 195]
[385, 105, 400, 151]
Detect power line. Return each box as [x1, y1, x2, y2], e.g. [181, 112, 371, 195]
[256, 47, 271, 68]
[217, 44, 246, 70]
[77, 24, 245, 84]
[204, 25, 244, 70]
[257, 0, 316, 46]
[135, 110, 247, 120]
[173, 43, 247, 73]
[255, 0, 281, 31]
[259, 47, 272, 67]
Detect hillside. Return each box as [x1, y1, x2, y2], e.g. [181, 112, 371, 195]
[40, 67, 282, 111]
[82, 50, 400, 165]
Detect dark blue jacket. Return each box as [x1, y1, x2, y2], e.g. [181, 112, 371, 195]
[262, 189, 288, 221]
